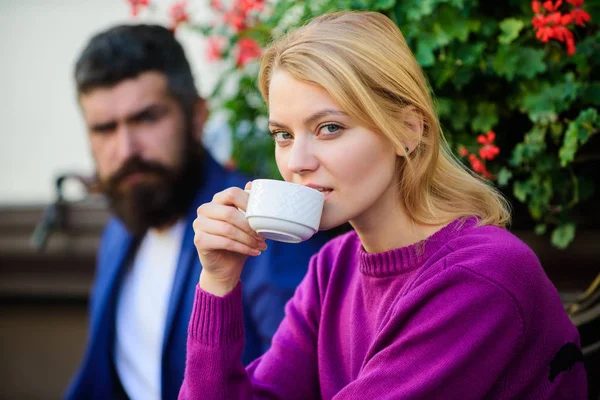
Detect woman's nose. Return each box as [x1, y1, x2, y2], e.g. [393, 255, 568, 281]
[287, 137, 319, 175]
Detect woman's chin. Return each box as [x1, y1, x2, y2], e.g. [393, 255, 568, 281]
[318, 218, 350, 232]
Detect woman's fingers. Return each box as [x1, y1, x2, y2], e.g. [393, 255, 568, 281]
[196, 216, 267, 252]
[194, 227, 264, 257]
[197, 202, 264, 242]
[211, 187, 249, 210]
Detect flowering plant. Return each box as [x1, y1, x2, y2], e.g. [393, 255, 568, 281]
[129, 0, 599, 248]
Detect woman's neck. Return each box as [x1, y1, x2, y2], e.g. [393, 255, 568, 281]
[350, 186, 446, 254]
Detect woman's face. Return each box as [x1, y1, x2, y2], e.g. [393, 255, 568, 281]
[268, 70, 400, 230]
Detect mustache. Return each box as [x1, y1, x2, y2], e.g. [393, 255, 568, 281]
[102, 156, 173, 190]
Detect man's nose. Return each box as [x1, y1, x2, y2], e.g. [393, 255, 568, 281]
[115, 125, 141, 162]
[287, 137, 319, 175]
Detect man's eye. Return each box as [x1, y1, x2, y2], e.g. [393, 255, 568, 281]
[91, 124, 116, 134]
[138, 112, 159, 122]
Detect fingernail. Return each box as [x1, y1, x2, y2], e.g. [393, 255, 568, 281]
[259, 242, 268, 250]
[252, 250, 262, 256]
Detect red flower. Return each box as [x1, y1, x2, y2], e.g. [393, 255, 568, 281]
[543, 0, 562, 12]
[552, 25, 571, 41]
[532, 14, 548, 29]
[236, 37, 262, 67]
[570, 8, 592, 26]
[536, 25, 555, 42]
[127, 0, 150, 17]
[239, 0, 265, 13]
[458, 146, 469, 157]
[206, 36, 226, 62]
[476, 131, 500, 161]
[477, 130, 496, 145]
[169, 1, 189, 32]
[468, 154, 491, 178]
[565, 32, 577, 55]
[220, 0, 266, 33]
[531, 0, 591, 56]
[561, 12, 574, 24]
[479, 145, 500, 161]
[223, 9, 247, 32]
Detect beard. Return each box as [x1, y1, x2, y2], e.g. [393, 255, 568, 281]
[98, 142, 203, 237]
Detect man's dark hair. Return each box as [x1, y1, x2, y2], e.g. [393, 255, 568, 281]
[75, 24, 198, 117]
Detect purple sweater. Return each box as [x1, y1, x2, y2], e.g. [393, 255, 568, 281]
[179, 218, 587, 399]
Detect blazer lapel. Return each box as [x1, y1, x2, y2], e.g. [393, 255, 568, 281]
[91, 222, 136, 337]
[161, 155, 229, 354]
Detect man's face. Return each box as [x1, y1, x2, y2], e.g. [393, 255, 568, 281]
[80, 71, 200, 235]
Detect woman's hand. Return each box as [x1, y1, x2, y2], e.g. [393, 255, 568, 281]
[193, 184, 267, 296]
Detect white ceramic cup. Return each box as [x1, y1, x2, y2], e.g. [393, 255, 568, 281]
[245, 179, 325, 243]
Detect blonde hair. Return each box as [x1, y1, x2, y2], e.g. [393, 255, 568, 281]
[258, 11, 511, 228]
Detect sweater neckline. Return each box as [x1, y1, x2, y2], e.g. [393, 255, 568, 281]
[358, 217, 477, 277]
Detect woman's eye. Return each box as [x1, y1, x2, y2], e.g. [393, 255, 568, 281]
[271, 131, 293, 142]
[318, 123, 342, 136]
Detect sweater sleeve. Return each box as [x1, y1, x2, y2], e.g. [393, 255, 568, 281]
[332, 266, 526, 400]
[178, 256, 322, 400]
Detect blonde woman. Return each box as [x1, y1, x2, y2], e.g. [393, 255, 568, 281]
[180, 11, 587, 399]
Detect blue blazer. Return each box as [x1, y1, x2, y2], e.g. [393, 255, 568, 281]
[65, 154, 328, 400]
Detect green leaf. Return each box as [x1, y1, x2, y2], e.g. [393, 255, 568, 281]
[492, 46, 546, 82]
[497, 167, 513, 187]
[527, 174, 553, 220]
[471, 102, 498, 132]
[415, 35, 437, 67]
[350, 0, 371, 9]
[371, 0, 396, 10]
[452, 68, 475, 90]
[559, 108, 599, 166]
[560, 122, 580, 167]
[517, 48, 547, 79]
[442, 100, 470, 131]
[513, 180, 530, 203]
[519, 77, 580, 124]
[510, 126, 547, 166]
[435, 7, 473, 42]
[551, 223, 576, 249]
[405, 0, 436, 21]
[454, 42, 486, 66]
[491, 45, 520, 81]
[534, 154, 558, 174]
[535, 224, 547, 235]
[581, 83, 600, 106]
[435, 97, 452, 118]
[498, 18, 524, 45]
[549, 122, 564, 144]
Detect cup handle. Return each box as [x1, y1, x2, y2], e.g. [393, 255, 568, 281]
[238, 189, 252, 216]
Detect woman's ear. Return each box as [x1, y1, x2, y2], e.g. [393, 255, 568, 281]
[396, 105, 424, 156]
[192, 97, 209, 143]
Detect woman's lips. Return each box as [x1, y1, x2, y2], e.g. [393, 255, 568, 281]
[304, 184, 333, 200]
[317, 188, 333, 201]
